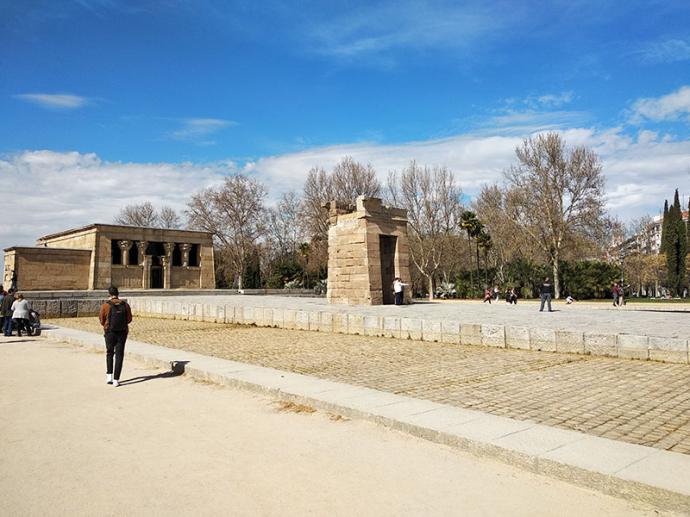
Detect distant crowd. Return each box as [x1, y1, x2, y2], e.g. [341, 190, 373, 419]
[0, 286, 39, 337]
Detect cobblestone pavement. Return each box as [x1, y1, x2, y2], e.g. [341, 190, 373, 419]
[48, 317, 690, 454]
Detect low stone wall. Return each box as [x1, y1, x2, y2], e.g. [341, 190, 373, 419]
[125, 298, 690, 365]
[31, 298, 106, 318]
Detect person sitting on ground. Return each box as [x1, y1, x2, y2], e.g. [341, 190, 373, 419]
[566, 295, 575, 304]
[11, 293, 32, 337]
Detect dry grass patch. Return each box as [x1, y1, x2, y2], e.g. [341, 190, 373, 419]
[275, 400, 317, 414]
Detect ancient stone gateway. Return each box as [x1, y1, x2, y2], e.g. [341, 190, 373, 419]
[3, 224, 215, 291]
[326, 196, 411, 305]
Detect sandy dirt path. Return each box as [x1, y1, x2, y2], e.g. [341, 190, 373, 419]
[0, 338, 674, 517]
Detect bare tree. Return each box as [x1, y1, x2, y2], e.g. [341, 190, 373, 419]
[266, 191, 306, 257]
[186, 175, 267, 290]
[301, 157, 381, 243]
[158, 206, 182, 229]
[388, 161, 462, 300]
[114, 202, 158, 227]
[505, 133, 606, 298]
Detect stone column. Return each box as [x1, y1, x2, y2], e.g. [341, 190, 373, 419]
[117, 240, 132, 266]
[142, 255, 151, 289]
[136, 241, 148, 266]
[161, 255, 171, 289]
[179, 243, 192, 267]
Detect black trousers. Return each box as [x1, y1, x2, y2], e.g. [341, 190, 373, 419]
[395, 291, 403, 305]
[105, 331, 128, 379]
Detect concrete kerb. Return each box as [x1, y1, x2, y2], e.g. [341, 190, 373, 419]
[126, 300, 689, 364]
[43, 325, 690, 513]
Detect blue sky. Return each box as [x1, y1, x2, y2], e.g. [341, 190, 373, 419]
[2, 0, 690, 251]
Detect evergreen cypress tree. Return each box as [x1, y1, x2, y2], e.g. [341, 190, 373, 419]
[660, 200, 669, 254]
[665, 190, 688, 296]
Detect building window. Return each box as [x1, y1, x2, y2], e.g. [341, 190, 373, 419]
[145, 241, 165, 257]
[111, 240, 122, 265]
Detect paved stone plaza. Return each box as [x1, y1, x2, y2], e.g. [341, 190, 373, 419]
[49, 317, 690, 455]
[138, 294, 690, 338]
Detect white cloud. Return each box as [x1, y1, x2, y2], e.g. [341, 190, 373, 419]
[636, 39, 690, 64]
[14, 93, 90, 110]
[629, 85, 690, 123]
[3, 126, 689, 257]
[0, 150, 230, 252]
[169, 118, 237, 144]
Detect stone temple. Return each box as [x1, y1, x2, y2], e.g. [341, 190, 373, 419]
[3, 224, 215, 291]
[326, 196, 411, 305]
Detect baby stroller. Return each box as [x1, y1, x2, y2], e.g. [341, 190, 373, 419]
[29, 309, 41, 336]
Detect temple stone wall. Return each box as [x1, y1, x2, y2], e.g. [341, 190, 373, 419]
[3, 223, 215, 291]
[3, 247, 91, 291]
[327, 196, 411, 305]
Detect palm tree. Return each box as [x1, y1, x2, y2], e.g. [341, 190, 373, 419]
[298, 242, 311, 288]
[477, 230, 493, 286]
[460, 210, 482, 296]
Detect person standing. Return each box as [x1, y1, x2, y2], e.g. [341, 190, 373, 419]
[539, 277, 554, 312]
[98, 286, 132, 387]
[11, 293, 32, 336]
[1, 289, 15, 336]
[483, 287, 492, 304]
[0, 286, 5, 335]
[10, 270, 17, 291]
[393, 277, 407, 306]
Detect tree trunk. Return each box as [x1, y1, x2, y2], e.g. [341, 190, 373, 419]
[427, 274, 434, 300]
[466, 234, 473, 298]
[475, 241, 481, 289]
[552, 254, 560, 300]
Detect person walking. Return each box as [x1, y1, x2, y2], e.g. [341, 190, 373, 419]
[11, 293, 32, 336]
[539, 277, 554, 312]
[612, 283, 619, 307]
[2, 289, 16, 336]
[392, 277, 407, 306]
[98, 286, 132, 387]
[0, 286, 5, 335]
[483, 287, 492, 304]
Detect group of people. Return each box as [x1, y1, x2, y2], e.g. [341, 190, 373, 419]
[482, 286, 518, 305]
[0, 287, 35, 336]
[612, 282, 625, 307]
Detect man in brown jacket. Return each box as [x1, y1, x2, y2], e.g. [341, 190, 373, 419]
[98, 286, 132, 387]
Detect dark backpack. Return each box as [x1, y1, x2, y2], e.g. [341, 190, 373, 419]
[108, 301, 129, 332]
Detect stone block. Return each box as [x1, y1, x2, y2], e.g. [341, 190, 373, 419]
[190, 303, 204, 321]
[460, 323, 481, 346]
[295, 311, 310, 331]
[242, 306, 256, 325]
[481, 324, 505, 348]
[616, 335, 649, 360]
[364, 315, 383, 336]
[383, 316, 401, 338]
[401, 318, 422, 340]
[43, 300, 61, 318]
[60, 299, 78, 318]
[347, 314, 365, 335]
[318, 311, 333, 333]
[529, 327, 556, 351]
[233, 306, 245, 325]
[223, 305, 235, 324]
[270, 308, 283, 328]
[77, 299, 102, 317]
[214, 305, 226, 324]
[283, 309, 296, 330]
[440, 321, 460, 344]
[648, 336, 688, 364]
[584, 333, 617, 357]
[422, 319, 442, 342]
[31, 300, 47, 317]
[555, 330, 585, 354]
[201, 304, 215, 322]
[307, 311, 320, 331]
[505, 326, 530, 350]
[332, 312, 347, 334]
